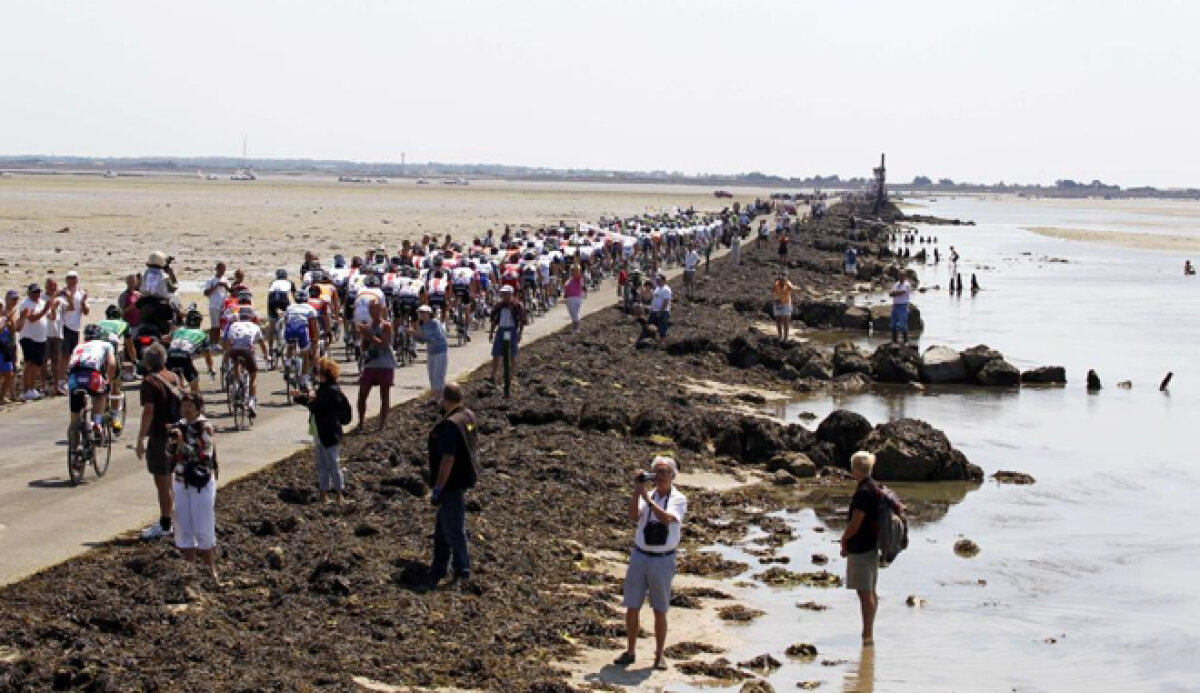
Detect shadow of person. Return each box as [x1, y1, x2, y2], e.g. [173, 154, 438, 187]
[585, 663, 656, 688]
[842, 643, 876, 693]
[27, 478, 76, 489]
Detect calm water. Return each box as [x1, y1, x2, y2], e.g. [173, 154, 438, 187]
[677, 197, 1200, 692]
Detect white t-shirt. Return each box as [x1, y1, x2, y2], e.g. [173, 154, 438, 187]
[268, 279, 294, 299]
[634, 487, 687, 553]
[354, 288, 385, 323]
[223, 321, 264, 351]
[892, 280, 913, 306]
[46, 295, 67, 339]
[650, 285, 673, 313]
[204, 276, 229, 312]
[68, 340, 114, 371]
[684, 251, 699, 271]
[18, 298, 49, 342]
[63, 288, 87, 331]
[141, 267, 171, 298]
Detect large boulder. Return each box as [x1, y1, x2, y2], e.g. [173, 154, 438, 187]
[766, 453, 817, 478]
[869, 304, 924, 333]
[961, 345, 1003, 376]
[740, 417, 786, 463]
[920, 345, 969, 384]
[1021, 366, 1066, 384]
[842, 306, 872, 330]
[976, 359, 1021, 387]
[815, 410, 873, 467]
[871, 343, 920, 383]
[832, 342, 873, 377]
[861, 419, 983, 481]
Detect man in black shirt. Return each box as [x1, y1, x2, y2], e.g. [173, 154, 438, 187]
[840, 451, 881, 646]
[418, 383, 478, 592]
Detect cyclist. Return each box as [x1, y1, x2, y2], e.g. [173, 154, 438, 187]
[266, 269, 295, 356]
[519, 253, 540, 308]
[450, 261, 476, 340]
[96, 305, 136, 379]
[312, 271, 341, 331]
[306, 285, 333, 357]
[221, 306, 268, 418]
[66, 324, 118, 436]
[425, 267, 450, 323]
[167, 308, 214, 394]
[284, 289, 320, 387]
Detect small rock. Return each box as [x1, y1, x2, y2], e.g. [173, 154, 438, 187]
[796, 601, 829, 611]
[1117, 380, 1132, 389]
[717, 605, 766, 622]
[797, 682, 823, 690]
[992, 470, 1036, 485]
[786, 643, 819, 657]
[771, 470, 798, 486]
[1086, 369, 1102, 391]
[740, 682, 774, 693]
[810, 553, 828, 565]
[905, 594, 926, 607]
[954, 538, 981, 558]
[737, 654, 781, 671]
[265, 547, 285, 570]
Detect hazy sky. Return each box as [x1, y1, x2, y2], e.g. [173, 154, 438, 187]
[3, 1, 1197, 187]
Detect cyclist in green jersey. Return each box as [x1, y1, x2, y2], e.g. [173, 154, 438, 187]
[97, 305, 136, 382]
[167, 309, 213, 394]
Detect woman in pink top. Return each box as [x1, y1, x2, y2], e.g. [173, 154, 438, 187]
[563, 264, 588, 333]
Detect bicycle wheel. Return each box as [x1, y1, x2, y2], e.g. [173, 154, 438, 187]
[232, 385, 245, 431]
[114, 392, 128, 436]
[93, 424, 112, 478]
[66, 422, 86, 486]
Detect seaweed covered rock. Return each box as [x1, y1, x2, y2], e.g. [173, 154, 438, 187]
[920, 345, 969, 384]
[871, 342, 920, 383]
[1021, 366, 1066, 384]
[832, 342, 873, 377]
[976, 359, 1021, 387]
[815, 410, 873, 467]
[861, 418, 983, 481]
[961, 345, 1003, 376]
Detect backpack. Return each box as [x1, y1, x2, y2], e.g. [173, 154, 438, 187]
[153, 372, 184, 427]
[876, 485, 909, 566]
[336, 388, 352, 426]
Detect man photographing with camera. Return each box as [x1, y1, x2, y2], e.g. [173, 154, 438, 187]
[616, 455, 687, 671]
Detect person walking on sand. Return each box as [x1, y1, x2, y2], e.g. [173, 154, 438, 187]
[615, 455, 687, 671]
[356, 300, 395, 432]
[410, 305, 449, 404]
[841, 451, 881, 646]
[888, 275, 913, 344]
[416, 383, 478, 593]
[292, 357, 352, 503]
[772, 273, 797, 341]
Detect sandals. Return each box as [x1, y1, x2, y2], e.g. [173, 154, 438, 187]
[652, 657, 668, 671]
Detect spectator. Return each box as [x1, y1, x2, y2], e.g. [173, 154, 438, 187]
[648, 273, 672, 343]
[778, 229, 790, 264]
[615, 455, 687, 671]
[844, 246, 858, 275]
[203, 262, 231, 350]
[888, 275, 913, 344]
[44, 277, 68, 395]
[772, 272, 797, 341]
[292, 357, 352, 503]
[410, 305, 448, 405]
[840, 451, 881, 646]
[135, 343, 183, 540]
[168, 392, 220, 584]
[0, 290, 18, 404]
[416, 383, 478, 592]
[487, 285, 527, 386]
[61, 270, 88, 361]
[118, 274, 141, 328]
[17, 283, 52, 401]
[562, 264, 587, 333]
[356, 300, 395, 433]
[730, 228, 741, 265]
[682, 245, 699, 298]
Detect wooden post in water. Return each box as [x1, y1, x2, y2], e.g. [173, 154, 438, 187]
[1159, 371, 1174, 391]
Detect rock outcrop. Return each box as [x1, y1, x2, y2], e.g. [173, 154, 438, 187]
[919, 345, 968, 384]
[871, 342, 920, 383]
[976, 359, 1021, 387]
[1020, 366, 1066, 384]
[861, 418, 983, 481]
[815, 410, 873, 467]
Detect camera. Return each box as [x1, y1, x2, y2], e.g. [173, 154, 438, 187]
[636, 472, 652, 484]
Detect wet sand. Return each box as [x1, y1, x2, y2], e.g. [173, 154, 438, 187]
[1026, 225, 1200, 252]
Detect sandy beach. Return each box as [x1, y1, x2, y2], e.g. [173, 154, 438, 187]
[1026, 225, 1200, 253]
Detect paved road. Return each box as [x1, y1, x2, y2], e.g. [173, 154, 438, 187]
[0, 255, 718, 585]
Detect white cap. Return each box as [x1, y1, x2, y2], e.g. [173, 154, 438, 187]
[500, 285, 515, 294]
[65, 271, 79, 279]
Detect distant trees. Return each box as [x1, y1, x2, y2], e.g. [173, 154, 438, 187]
[912, 175, 932, 185]
[938, 178, 955, 186]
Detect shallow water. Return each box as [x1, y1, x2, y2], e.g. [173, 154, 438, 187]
[674, 197, 1200, 692]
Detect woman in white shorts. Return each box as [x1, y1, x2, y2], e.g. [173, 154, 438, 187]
[771, 273, 797, 341]
[169, 391, 220, 584]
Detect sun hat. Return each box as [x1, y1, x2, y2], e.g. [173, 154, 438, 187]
[417, 305, 433, 314]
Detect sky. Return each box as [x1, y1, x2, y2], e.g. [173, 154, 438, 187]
[2, 0, 1198, 187]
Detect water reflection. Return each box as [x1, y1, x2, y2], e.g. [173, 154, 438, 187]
[842, 645, 876, 693]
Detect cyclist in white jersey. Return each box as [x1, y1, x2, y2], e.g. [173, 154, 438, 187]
[67, 324, 117, 431]
[284, 291, 320, 385]
[221, 307, 268, 417]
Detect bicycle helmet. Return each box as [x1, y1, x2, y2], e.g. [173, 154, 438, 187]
[185, 309, 203, 328]
[390, 256, 403, 269]
[309, 285, 322, 298]
[294, 290, 309, 303]
[275, 268, 288, 279]
[83, 324, 103, 341]
[351, 256, 363, 268]
[237, 291, 253, 305]
[105, 305, 122, 319]
[333, 254, 346, 268]
[310, 270, 326, 283]
[364, 275, 381, 288]
[238, 306, 255, 321]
